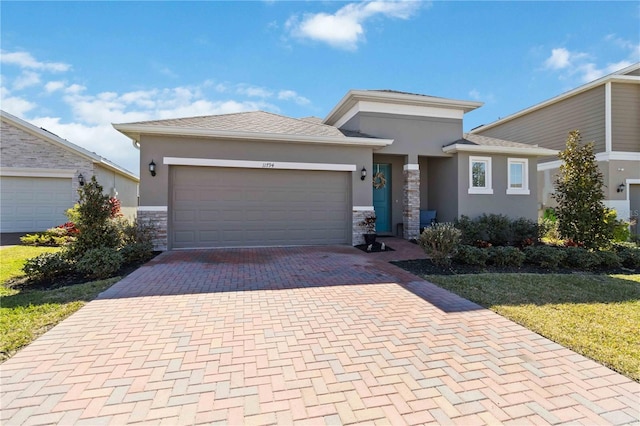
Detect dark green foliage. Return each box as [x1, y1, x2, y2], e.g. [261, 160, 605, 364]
[523, 245, 567, 269]
[23, 252, 74, 280]
[597, 250, 622, 269]
[119, 241, 154, 264]
[76, 248, 123, 279]
[510, 218, 539, 247]
[488, 246, 525, 267]
[454, 245, 489, 266]
[455, 214, 538, 247]
[564, 247, 601, 270]
[419, 223, 461, 266]
[615, 247, 640, 269]
[553, 131, 613, 249]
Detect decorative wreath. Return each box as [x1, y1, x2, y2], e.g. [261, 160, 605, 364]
[372, 172, 387, 189]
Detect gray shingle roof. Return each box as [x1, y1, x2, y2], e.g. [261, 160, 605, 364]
[446, 133, 542, 149]
[124, 111, 349, 138]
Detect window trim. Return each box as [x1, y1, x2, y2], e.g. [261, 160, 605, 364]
[468, 156, 493, 194]
[507, 158, 530, 195]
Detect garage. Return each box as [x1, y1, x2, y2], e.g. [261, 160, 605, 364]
[170, 166, 351, 248]
[0, 176, 73, 233]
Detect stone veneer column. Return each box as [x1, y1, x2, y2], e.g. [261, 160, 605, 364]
[352, 207, 375, 246]
[403, 164, 420, 240]
[138, 207, 168, 251]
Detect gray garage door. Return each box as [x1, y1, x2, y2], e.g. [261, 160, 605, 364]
[0, 176, 73, 232]
[171, 166, 351, 248]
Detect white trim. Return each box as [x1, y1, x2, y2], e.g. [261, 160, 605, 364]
[163, 157, 357, 172]
[605, 82, 612, 153]
[0, 167, 76, 178]
[403, 164, 419, 171]
[507, 158, 530, 195]
[352, 206, 375, 212]
[538, 151, 640, 171]
[442, 143, 557, 156]
[113, 123, 394, 148]
[357, 100, 464, 120]
[468, 156, 493, 194]
[138, 206, 168, 212]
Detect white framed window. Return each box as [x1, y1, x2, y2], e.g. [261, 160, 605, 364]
[507, 158, 530, 195]
[468, 156, 493, 194]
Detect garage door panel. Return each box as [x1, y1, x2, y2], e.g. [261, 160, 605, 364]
[171, 166, 350, 248]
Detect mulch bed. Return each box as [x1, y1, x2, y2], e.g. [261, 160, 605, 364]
[393, 259, 639, 276]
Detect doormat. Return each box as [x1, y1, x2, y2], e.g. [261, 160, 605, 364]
[355, 242, 395, 253]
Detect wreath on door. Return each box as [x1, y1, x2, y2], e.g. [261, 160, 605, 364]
[372, 172, 387, 189]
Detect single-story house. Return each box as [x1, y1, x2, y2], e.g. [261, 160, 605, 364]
[0, 110, 139, 233]
[113, 90, 556, 250]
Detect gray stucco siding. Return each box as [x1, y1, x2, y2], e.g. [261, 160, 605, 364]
[94, 165, 138, 219]
[476, 86, 606, 155]
[611, 83, 640, 152]
[426, 156, 459, 223]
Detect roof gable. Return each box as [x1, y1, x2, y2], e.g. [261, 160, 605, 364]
[442, 133, 558, 156]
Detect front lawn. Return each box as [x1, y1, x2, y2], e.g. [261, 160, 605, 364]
[414, 271, 640, 382]
[0, 246, 118, 361]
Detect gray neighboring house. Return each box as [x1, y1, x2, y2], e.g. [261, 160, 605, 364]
[1, 110, 139, 233]
[472, 63, 640, 235]
[114, 90, 555, 250]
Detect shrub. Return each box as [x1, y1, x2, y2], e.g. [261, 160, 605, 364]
[455, 215, 484, 246]
[564, 247, 601, 270]
[510, 217, 539, 247]
[523, 245, 567, 269]
[119, 242, 154, 264]
[419, 223, 461, 267]
[23, 252, 73, 281]
[604, 209, 631, 243]
[489, 246, 525, 267]
[597, 250, 622, 269]
[615, 247, 640, 269]
[481, 214, 513, 246]
[455, 214, 537, 247]
[454, 245, 489, 266]
[76, 247, 123, 279]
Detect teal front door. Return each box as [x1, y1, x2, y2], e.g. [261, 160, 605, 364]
[372, 163, 391, 233]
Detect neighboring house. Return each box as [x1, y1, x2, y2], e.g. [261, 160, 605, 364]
[471, 63, 640, 236]
[1, 110, 139, 233]
[114, 90, 555, 250]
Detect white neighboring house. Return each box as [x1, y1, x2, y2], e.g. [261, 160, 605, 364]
[0, 110, 139, 233]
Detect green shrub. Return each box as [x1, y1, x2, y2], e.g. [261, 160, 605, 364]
[119, 241, 154, 264]
[76, 247, 123, 279]
[454, 245, 489, 266]
[523, 245, 567, 269]
[604, 210, 631, 242]
[419, 223, 461, 267]
[489, 246, 525, 267]
[612, 244, 640, 269]
[23, 252, 73, 281]
[564, 247, 601, 270]
[597, 250, 622, 269]
[20, 227, 76, 247]
[455, 214, 538, 247]
[510, 217, 539, 247]
[455, 215, 484, 246]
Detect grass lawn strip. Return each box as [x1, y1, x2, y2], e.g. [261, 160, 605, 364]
[424, 273, 640, 382]
[0, 246, 60, 287]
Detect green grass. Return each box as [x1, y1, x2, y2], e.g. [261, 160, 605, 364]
[424, 273, 640, 381]
[0, 246, 118, 362]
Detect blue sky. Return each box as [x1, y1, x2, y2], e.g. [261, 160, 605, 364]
[2, 1, 638, 175]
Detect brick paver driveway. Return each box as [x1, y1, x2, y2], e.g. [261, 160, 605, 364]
[1, 246, 639, 425]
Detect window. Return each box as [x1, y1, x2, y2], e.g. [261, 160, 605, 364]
[468, 156, 493, 194]
[507, 158, 530, 195]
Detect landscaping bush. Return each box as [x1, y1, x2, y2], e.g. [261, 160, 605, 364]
[23, 252, 74, 281]
[20, 224, 78, 247]
[481, 214, 513, 246]
[488, 246, 525, 267]
[419, 223, 461, 267]
[523, 245, 567, 269]
[455, 214, 538, 247]
[455, 215, 485, 246]
[454, 245, 489, 266]
[564, 247, 601, 270]
[597, 250, 622, 269]
[612, 244, 640, 269]
[76, 247, 123, 279]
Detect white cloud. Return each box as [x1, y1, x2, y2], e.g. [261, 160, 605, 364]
[287, 0, 423, 50]
[1, 95, 37, 116]
[13, 71, 41, 90]
[1, 51, 70, 72]
[236, 85, 273, 98]
[544, 48, 572, 70]
[44, 81, 65, 93]
[278, 90, 310, 105]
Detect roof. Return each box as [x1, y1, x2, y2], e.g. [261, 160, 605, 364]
[472, 62, 640, 133]
[1, 110, 139, 181]
[114, 111, 394, 148]
[324, 89, 483, 127]
[442, 133, 558, 156]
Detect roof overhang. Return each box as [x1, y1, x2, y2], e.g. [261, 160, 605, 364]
[1, 110, 139, 182]
[324, 90, 483, 127]
[112, 123, 394, 148]
[473, 63, 640, 133]
[442, 143, 558, 157]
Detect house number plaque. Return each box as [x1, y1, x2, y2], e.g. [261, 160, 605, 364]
[262, 162, 275, 168]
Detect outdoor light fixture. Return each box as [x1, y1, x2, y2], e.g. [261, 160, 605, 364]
[78, 173, 85, 186]
[361, 167, 367, 181]
[149, 160, 156, 177]
[617, 183, 625, 193]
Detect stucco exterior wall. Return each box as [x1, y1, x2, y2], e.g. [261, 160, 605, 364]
[611, 83, 640, 152]
[426, 156, 458, 223]
[94, 165, 138, 220]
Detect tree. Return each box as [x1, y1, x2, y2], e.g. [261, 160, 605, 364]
[552, 130, 612, 249]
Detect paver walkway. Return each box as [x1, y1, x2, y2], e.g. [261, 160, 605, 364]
[1, 243, 639, 425]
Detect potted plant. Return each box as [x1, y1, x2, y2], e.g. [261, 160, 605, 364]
[360, 213, 377, 245]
